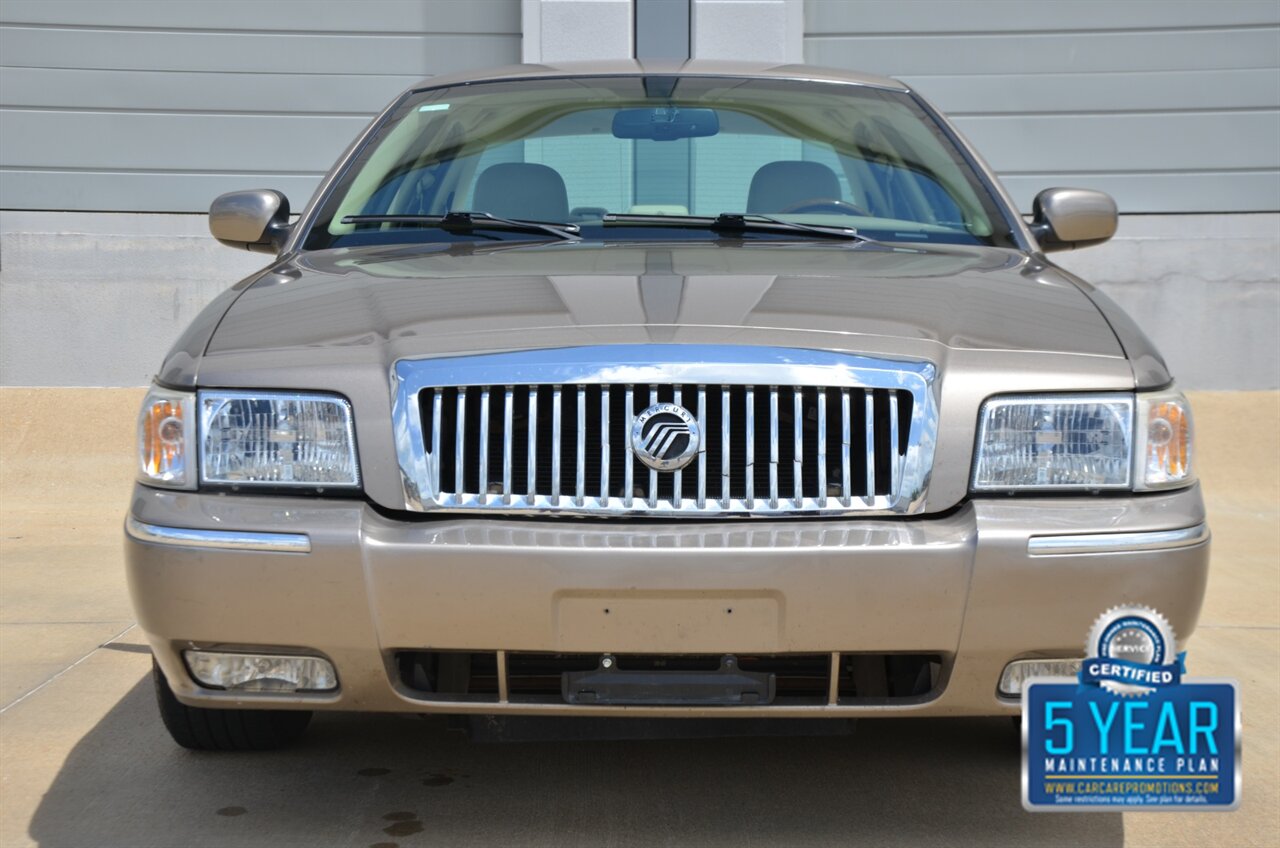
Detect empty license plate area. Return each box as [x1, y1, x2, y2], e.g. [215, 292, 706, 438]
[563, 654, 774, 705]
[553, 592, 782, 654]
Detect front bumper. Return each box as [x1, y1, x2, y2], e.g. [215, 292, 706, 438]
[124, 484, 1209, 717]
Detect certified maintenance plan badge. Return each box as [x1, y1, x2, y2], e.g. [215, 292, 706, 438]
[1022, 605, 1241, 811]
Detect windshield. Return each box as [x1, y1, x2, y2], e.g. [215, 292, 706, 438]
[303, 76, 1016, 250]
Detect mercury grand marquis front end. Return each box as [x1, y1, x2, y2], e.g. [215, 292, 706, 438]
[124, 61, 1208, 750]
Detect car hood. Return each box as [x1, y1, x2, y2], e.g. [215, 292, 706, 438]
[180, 240, 1134, 513]
[203, 241, 1123, 362]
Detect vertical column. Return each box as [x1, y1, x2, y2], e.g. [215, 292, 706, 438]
[633, 0, 693, 210]
[634, 0, 691, 60]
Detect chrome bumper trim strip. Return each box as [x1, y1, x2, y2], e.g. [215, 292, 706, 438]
[125, 517, 311, 553]
[1027, 523, 1208, 556]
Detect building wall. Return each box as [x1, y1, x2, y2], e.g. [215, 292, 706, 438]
[804, 0, 1280, 215]
[0, 0, 1276, 389]
[0, 0, 521, 212]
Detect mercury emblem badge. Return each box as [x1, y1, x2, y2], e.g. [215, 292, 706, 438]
[630, 403, 700, 472]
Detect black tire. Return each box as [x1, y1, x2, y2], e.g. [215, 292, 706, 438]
[152, 659, 312, 751]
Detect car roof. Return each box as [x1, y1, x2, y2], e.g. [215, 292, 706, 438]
[410, 59, 908, 94]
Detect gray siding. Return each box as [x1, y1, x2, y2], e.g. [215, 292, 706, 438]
[804, 0, 1280, 213]
[0, 0, 521, 212]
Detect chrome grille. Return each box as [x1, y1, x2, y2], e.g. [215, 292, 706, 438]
[422, 383, 911, 505]
[392, 346, 937, 516]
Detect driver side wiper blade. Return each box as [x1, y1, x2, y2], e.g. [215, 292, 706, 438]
[602, 213, 868, 242]
[339, 211, 581, 242]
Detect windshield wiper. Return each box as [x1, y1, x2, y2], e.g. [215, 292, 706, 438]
[339, 211, 581, 242]
[602, 213, 868, 242]
[714, 213, 869, 241]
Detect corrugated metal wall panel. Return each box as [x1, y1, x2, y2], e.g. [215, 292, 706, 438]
[0, 27, 515, 75]
[955, 112, 1279, 172]
[0, 68, 418, 113]
[0, 0, 521, 212]
[803, 0, 1280, 213]
[4, 113, 369, 171]
[907, 69, 1280, 114]
[0, 0, 518, 30]
[807, 28, 1278, 75]
[806, 0, 1280, 31]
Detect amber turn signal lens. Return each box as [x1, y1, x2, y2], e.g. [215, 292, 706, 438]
[141, 401, 182, 475]
[1148, 402, 1189, 477]
[1135, 390, 1195, 490]
[137, 386, 195, 488]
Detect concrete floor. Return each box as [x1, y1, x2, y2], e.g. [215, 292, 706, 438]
[1, 388, 1277, 847]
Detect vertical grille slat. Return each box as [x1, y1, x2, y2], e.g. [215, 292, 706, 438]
[601, 385, 611, 501]
[793, 388, 804, 504]
[430, 388, 443, 495]
[551, 385, 562, 501]
[672, 385, 683, 508]
[502, 386, 513, 500]
[624, 385, 635, 506]
[478, 386, 491, 496]
[768, 386, 779, 509]
[817, 389, 828, 506]
[575, 384, 586, 506]
[888, 391, 900, 498]
[720, 386, 732, 508]
[455, 387, 468, 495]
[647, 385, 658, 509]
[526, 387, 538, 499]
[696, 384, 707, 509]
[744, 386, 755, 507]
[416, 381, 920, 514]
[840, 388, 851, 505]
[864, 389, 876, 504]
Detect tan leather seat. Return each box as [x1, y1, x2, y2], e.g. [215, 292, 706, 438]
[746, 160, 841, 213]
[472, 162, 570, 222]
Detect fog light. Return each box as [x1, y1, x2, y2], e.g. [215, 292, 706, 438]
[185, 650, 337, 692]
[998, 658, 1082, 697]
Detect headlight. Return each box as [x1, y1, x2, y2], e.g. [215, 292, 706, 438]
[199, 391, 359, 488]
[972, 390, 1197, 493]
[972, 394, 1133, 491]
[1134, 388, 1195, 490]
[137, 385, 196, 489]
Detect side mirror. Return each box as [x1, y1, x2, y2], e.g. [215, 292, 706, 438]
[1029, 188, 1117, 252]
[209, 189, 291, 254]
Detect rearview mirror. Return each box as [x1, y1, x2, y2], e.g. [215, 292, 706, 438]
[1029, 187, 1117, 252]
[612, 107, 719, 141]
[209, 189, 291, 254]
